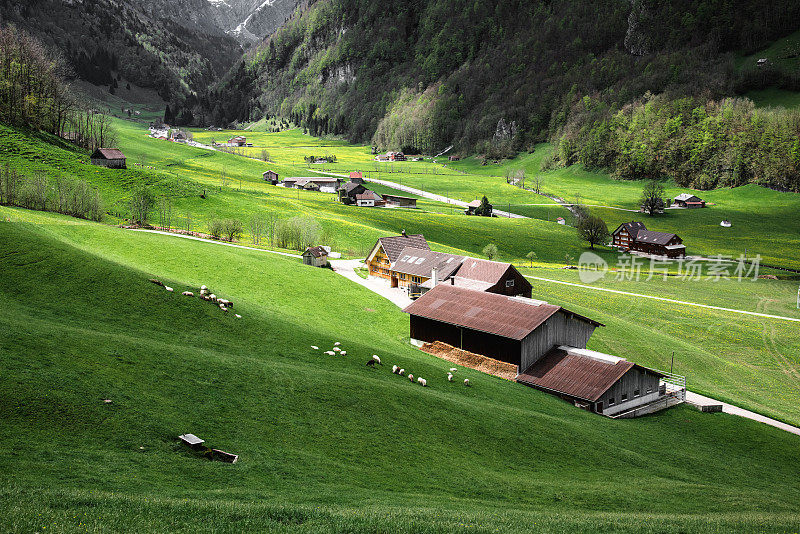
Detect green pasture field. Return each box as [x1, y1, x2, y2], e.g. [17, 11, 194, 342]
[1, 210, 799, 532]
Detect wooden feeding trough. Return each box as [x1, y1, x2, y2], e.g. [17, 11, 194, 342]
[211, 449, 239, 463]
[178, 433, 205, 450]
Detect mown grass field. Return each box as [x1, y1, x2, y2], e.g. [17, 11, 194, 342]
[1, 210, 800, 533]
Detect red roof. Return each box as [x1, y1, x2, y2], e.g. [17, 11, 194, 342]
[517, 347, 664, 402]
[349, 171, 363, 179]
[403, 285, 602, 341]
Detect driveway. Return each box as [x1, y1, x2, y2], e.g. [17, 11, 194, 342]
[686, 392, 800, 436]
[330, 259, 413, 308]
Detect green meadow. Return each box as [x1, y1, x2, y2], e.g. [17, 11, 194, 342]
[2, 210, 800, 533]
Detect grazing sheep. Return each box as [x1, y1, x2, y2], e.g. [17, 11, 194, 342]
[333, 347, 341, 352]
[220, 306, 229, 312]
[182, 291, 194, 297]
[165, 286, 174, 292]
[398, 368, 405, 376]
[334, 342, 341, 346]
[200, 285, 208, 291]
[200, 289, 208, 296]
[372, 355, 381, 365]
[449, 368, 457, 372]
[234, 314, 241, 319]
[340, 351, 346, 356]
[418, 378, 427, 387]
[209, 294, 217, 302]
[149, 279, 164, 286]
[325, 351, 335, 355]
[447, 373, 453, 382]
[408, 373, 414, 382]
[392, 365, 398, 374]
[464, 379, 470, 386]
[311, 346, 319, 350]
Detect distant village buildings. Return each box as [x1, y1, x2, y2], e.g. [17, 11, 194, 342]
[281, 177, 342, 193]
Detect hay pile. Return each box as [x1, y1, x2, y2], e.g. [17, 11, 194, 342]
[420, 341, 517, 381]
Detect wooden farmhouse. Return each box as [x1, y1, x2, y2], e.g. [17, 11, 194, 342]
[611, 221, 685, 258]
[404, 285, 684, 417]
[302, 246, 328, 267]
[673, 193, 705, 208]
[339, 181, 367, 204]
[365, 232, 532, 297]
[349, 171, 364, 184]
[355, 190, 384, 207]
[229, 136, 246, 146]
[90, 148, 127, 169]
[263, 170, 279, 184]
[465, 199, 492, 216]
[381, 194, 417, 208]
[281, 177, 342, 193]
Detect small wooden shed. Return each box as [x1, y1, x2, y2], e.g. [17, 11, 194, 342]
[90, 148, 127, 169]
[263, 170, 279, 184]
[302, 246, 328, 267]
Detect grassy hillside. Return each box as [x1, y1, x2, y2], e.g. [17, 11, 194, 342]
[2, 211, 800, 532]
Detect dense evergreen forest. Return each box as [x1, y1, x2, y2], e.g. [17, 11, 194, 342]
[0, 0, 241, 100]
[175, 0, 800, 190]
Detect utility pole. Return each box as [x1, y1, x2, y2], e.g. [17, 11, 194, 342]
[670, 351, 674, 374]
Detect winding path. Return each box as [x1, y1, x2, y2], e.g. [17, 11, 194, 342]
[307, 169, 528, 218]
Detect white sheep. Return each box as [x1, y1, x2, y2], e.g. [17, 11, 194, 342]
[220, 306, 228, 312]
[447, 373, 453, 382]
[334, 342, 341, 346]
[333, 347, 341, 352]
[408, 373, 414, 382]
[418, 378, 427, 387]
[392, 365, 398, 374]
[165, 286, 173, 292]
[209, 294, 217, 302]
[200, 285, 208, 291]
[311, 346, 319, 350]
[398, 368, 405, 376]
[234, 314, 241, 319]
[372, 355, 381, 365]
[464, 379, 470, 386]
[449, 368, 457, 372]
[182, 291, 194, 297]
[340, 351, 347, 356]
[325, 351, 335, 355]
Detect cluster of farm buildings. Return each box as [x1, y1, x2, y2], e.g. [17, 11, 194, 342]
[355, 231, 685, 418]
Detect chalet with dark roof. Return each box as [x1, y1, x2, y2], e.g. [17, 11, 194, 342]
[90, 148, 126, 169]
[611, 221, 685, 258]
[674, 193, 705, 208]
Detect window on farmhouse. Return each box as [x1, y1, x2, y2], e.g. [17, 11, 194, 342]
[621, 393, 628, 401]
[506, 279, 515, 287]
[608, 397, 615, 406]
[646, 387, 653, 394]
[634, 389, 640, 397]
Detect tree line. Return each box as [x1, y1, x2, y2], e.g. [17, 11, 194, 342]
[0, 164, 103, 221]
[551, 93, 800, 192]
[0, 25, 117, 151]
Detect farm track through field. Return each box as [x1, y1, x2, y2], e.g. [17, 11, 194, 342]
[524, 274, 800, 323]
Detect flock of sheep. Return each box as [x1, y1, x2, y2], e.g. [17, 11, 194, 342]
[311, 343, 471, 389]
[150, 279, 241, 318]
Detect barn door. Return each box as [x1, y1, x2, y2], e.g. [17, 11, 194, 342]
[595, 402, 603, 414]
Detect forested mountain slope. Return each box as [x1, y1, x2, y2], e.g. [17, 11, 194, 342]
[189, 0, 800, 158]
[0, 0, 242, 100]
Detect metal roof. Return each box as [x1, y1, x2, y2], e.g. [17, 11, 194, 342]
[675, 193, 702, 202]
[392, 247, 464, 278]
[376, 234, 429, 263]
[403, 285, 603, 341]
[454, 258, 512, 285]
[517, 347, 664, 402]
[303, 246, 327, 258]
[635, 229, 678, 245]
[92, 148, 126, 160]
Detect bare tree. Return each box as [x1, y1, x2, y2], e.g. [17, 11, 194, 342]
[128, 187, 154, 225]
[157, 196, 172, 229]
[248, 214, 265, 244]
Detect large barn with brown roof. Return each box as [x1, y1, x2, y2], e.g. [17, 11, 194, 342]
[404, 284, 683, 417]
